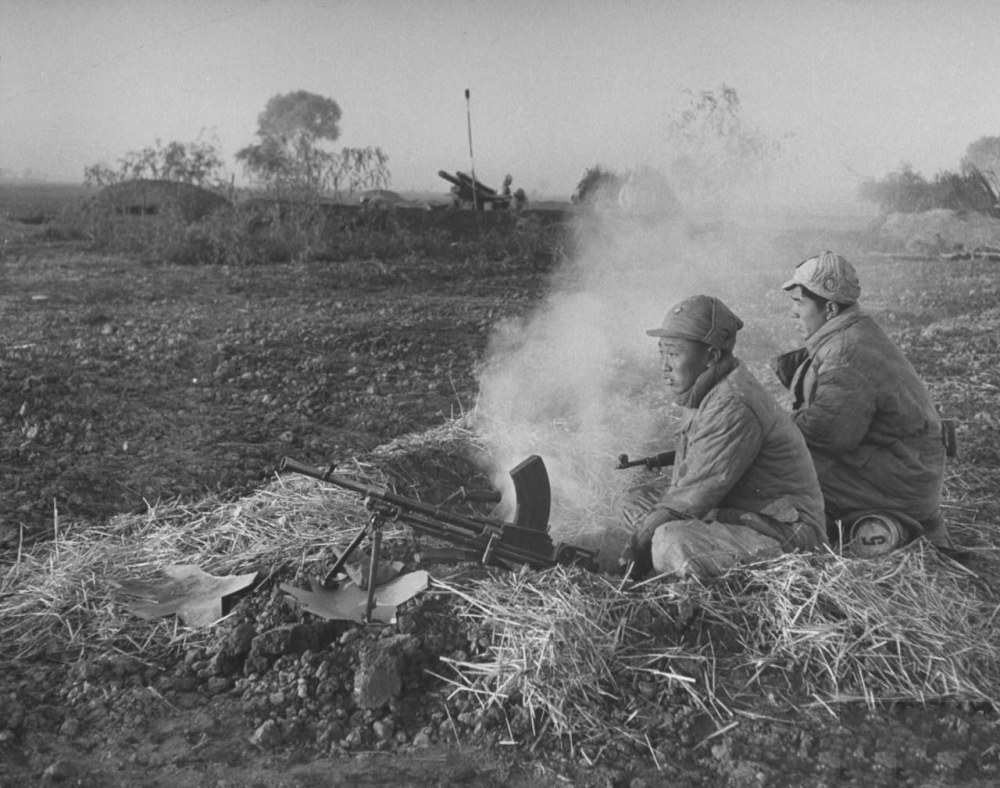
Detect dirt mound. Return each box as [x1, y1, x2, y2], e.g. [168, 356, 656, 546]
[873, 209, 1000, 254]
[94, 179, 229, 222]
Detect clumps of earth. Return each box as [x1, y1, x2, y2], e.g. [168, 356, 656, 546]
[2, 570, 698, 771]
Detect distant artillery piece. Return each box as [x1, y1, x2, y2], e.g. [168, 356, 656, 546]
[438, 170, 511, 210]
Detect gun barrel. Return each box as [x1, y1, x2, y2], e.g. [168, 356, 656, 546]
[279, 456, 505, 534]
[279, 457, 375, 497]
[438, 170, 464, 187]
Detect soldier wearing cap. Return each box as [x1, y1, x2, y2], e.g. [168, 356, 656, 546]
[774, 251, 951, 548]
[500, 174, 513, 199]
[618, 295, 827, 580]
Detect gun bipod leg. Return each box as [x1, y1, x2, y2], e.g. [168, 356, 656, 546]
[364, 521, 383, 623]
[321, 509, 389, 625]
[322, 523, 370, 588]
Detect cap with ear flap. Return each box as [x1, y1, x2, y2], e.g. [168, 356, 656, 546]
[646, 295, 744, 353]
[782, 251, 861, 304]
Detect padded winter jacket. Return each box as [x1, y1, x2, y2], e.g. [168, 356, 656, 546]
[656, 361, 827, 552]
[774, 305, 944, 525]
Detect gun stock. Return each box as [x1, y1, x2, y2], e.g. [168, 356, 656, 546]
[616, 450, 676, 471]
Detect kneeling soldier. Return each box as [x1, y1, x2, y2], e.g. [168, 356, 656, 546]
[620, 295, 828, 580]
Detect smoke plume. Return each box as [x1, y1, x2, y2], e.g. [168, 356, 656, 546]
[472, 195, 789, 568]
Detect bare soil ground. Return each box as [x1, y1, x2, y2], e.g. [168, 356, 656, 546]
[2, 191, 1000, 787]
[1, 235, 541, 537]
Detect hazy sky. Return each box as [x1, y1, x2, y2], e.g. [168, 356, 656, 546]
[3, 0, 999, 204]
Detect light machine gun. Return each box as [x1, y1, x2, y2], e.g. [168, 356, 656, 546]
[279, 455, 596, 619]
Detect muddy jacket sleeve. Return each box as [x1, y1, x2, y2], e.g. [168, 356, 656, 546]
[793, 361, 875, 455]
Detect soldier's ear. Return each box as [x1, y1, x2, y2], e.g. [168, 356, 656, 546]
[706, 345, 723, 366]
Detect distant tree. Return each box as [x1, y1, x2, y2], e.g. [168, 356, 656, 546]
[85, 135, 227, 189]
[858, 161, 1000, 218]
[571, 165, 625, 206]
[256, 90, 342, 142]
[236, 90, 389, 196]
[935, 166, 1000, 218]
[325, 147, 391, 194]
[236, 91, 341, 190]
[961, 136, 1000, 177]
[571, 165, 683, 223]
[617, 166, 684, 221]
[665, 84, 782, 212]
[858, 163, 933, 214]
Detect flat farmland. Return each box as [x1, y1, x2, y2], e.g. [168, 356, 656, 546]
[1, 187, 551, 538]
[1, 183, 1000, 787]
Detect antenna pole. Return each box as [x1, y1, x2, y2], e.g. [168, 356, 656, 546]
[465, 88, 478, 211]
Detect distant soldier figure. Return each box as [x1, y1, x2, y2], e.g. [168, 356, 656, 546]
[500, 174, 513, 200]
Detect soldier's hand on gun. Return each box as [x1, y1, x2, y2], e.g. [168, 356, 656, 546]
[620, 506, 690, 580]
[620, 527, 655, 580]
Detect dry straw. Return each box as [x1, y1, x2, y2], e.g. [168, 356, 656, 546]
[706, 543, 1000, 706]
[2, 415, 999, 754]
[0, 466, 404, 664]
[434, 566, 721, 755]
[434, 543, 1000, 751]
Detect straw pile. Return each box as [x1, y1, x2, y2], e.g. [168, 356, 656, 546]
[0, 466, 402, 664]
[371, 414, 492, 495]
[709, 543, 1000, 705]
[435, 541, 1000, 748]
[435, 566, 721, 755]
[3, 414, 999, 755]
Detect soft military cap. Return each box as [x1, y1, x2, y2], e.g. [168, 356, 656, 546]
[782, 251, 861, 304]
[646, 295, 744, 353]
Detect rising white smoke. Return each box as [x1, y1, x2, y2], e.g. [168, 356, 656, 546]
[472, 177, 789, 569]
